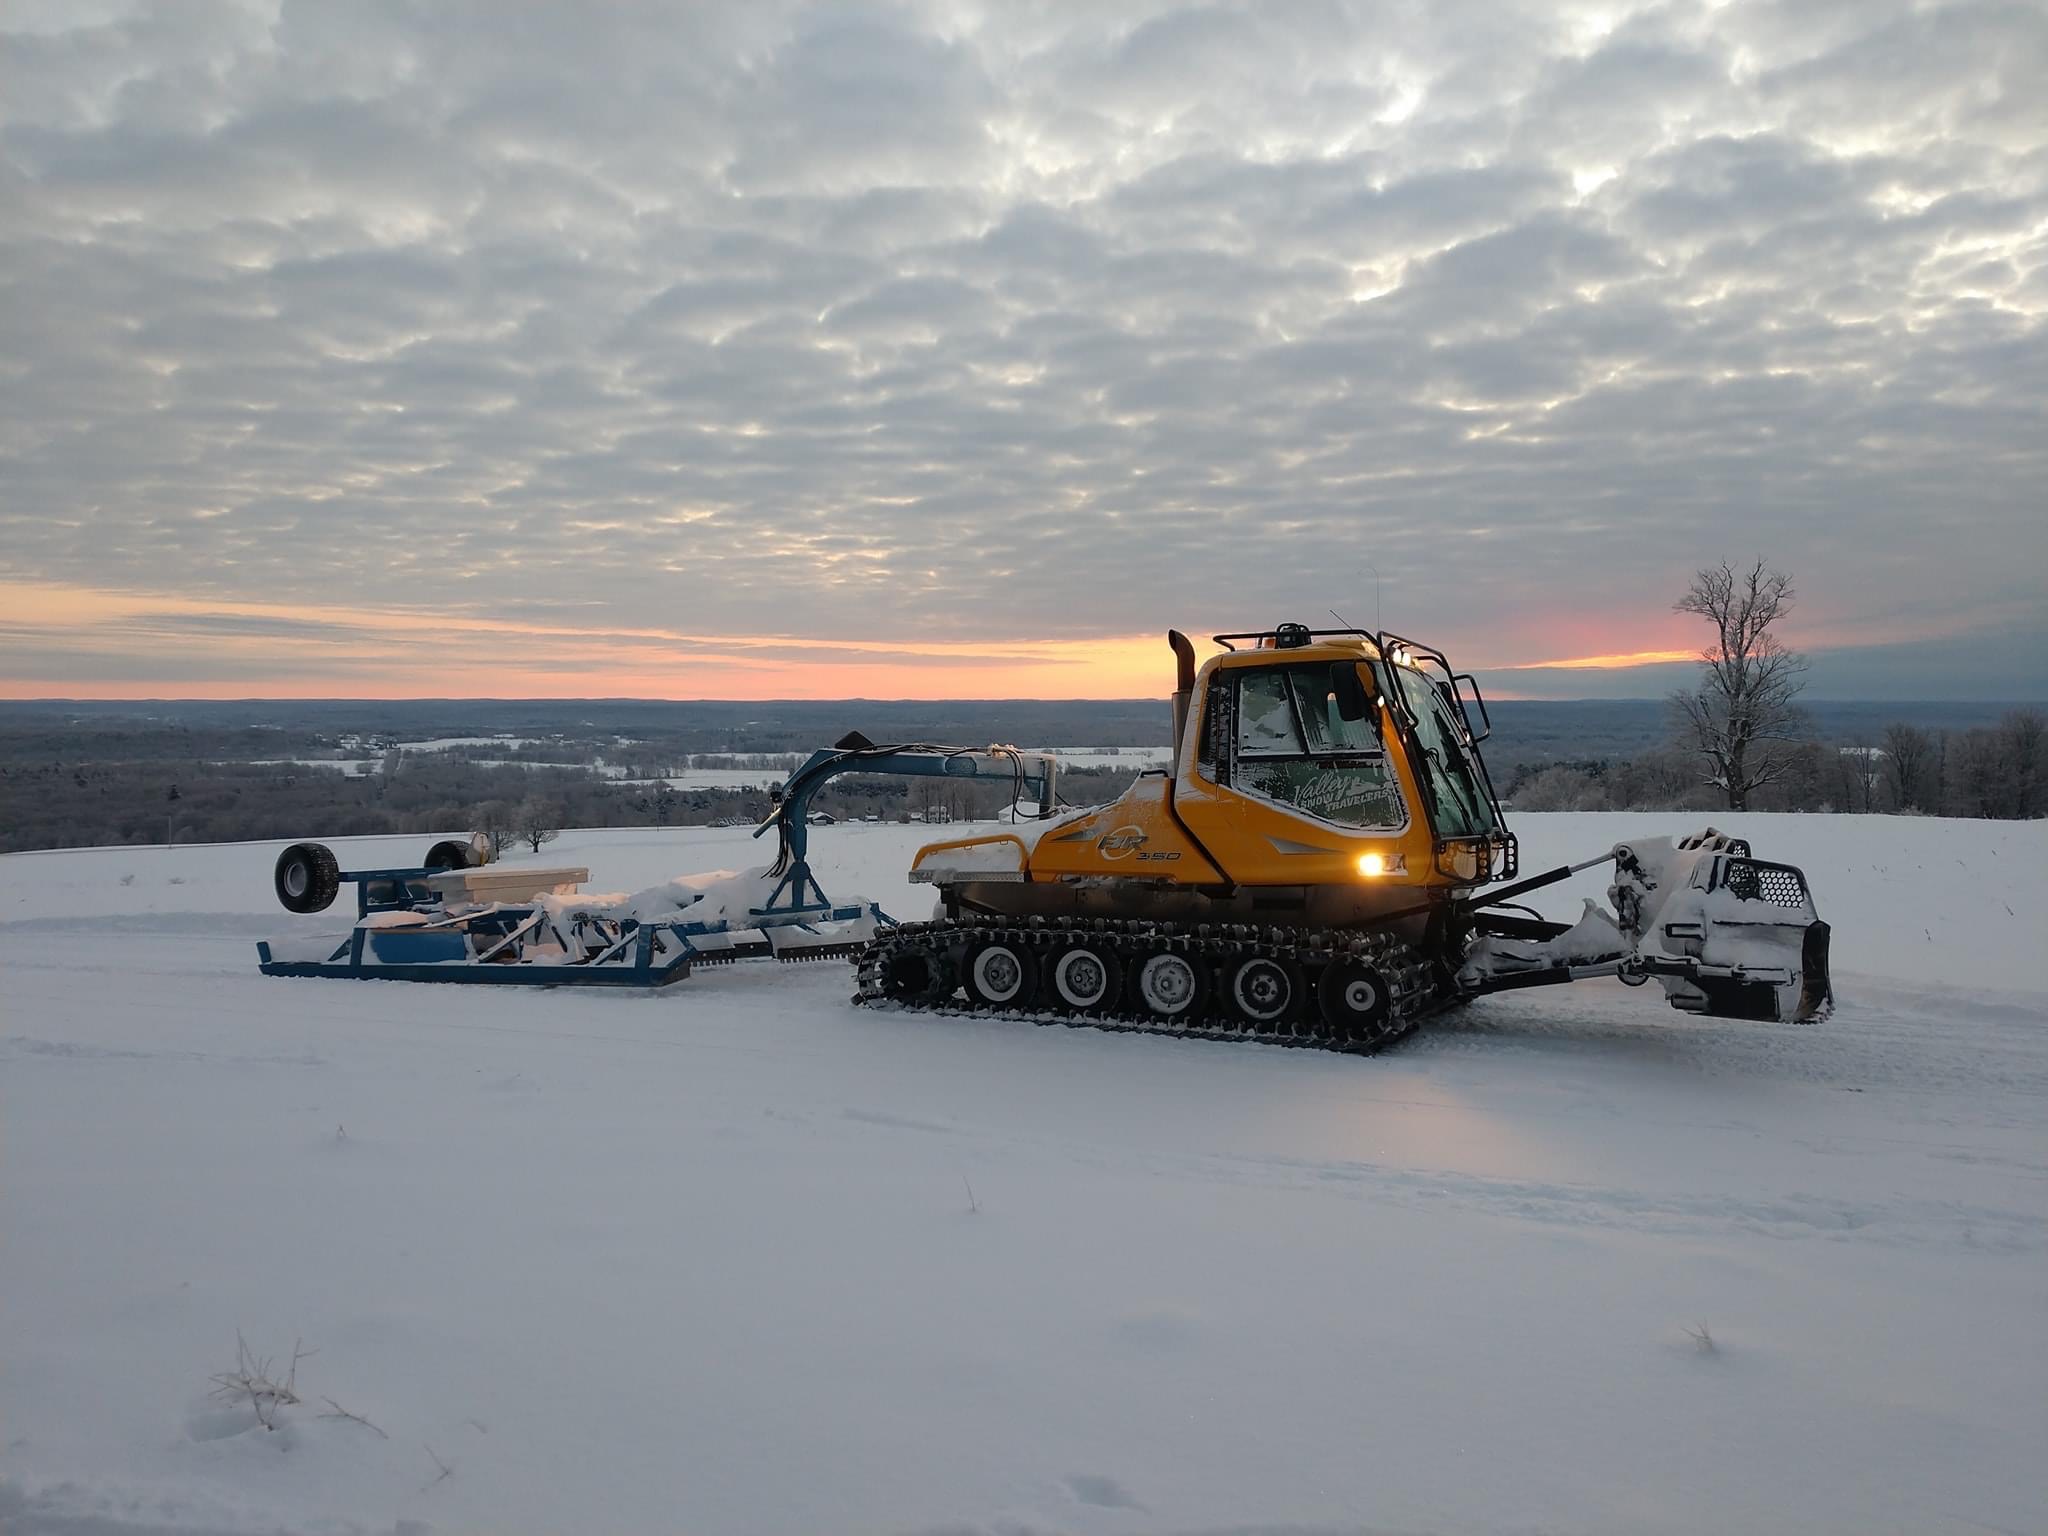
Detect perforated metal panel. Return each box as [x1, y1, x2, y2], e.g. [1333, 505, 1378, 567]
[1720, 857, 1810, 909]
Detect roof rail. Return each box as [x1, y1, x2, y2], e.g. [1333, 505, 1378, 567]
[1211, 626, 1378, 652]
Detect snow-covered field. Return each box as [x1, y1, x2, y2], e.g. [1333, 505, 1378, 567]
[3, 814, 2043, 1536]
[1042, 746, 1175, 769]
[226, 745, 1171, 789]
[633, 747, 1174, 791]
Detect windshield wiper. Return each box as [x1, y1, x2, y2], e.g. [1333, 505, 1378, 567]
[1422, 744, 1484, 825]
[1419, 745, 1463, 818]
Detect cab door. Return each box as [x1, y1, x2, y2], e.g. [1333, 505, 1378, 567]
[1173, 660, 1419, 884]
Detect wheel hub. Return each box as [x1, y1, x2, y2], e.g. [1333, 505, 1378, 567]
[973, 947, 1024, 1002]
[1235, 959, 1290, 1019]
[1141, 955, 1195, 1011]
[1056, 951, 1108, 1006]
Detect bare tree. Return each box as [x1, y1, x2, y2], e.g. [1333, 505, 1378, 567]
[1669, 560, 1811, 811]
[2004, 708, 2046, 819]
[474, 800, 516, 858]
[1881, 722, 1937, 811]
[1839, 742, 1882, 813]
[517, 797, 562, 854]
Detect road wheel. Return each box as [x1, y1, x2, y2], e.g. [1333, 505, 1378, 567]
[274, 842, 341, 914]
[1044, 944, 1121, 1014]
[878, 942, 954, 1004]
[964, 939, 1036, 1009]
[1128, 950, 1207, 1021]
[1227, 955, 1301, 1028]
[1317, 957, 1392, 1043]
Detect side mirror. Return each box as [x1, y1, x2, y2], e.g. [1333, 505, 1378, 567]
[1329, 662, 1371, 721]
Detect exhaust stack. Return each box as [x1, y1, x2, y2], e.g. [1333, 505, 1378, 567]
[1168, 629, 1197, 750]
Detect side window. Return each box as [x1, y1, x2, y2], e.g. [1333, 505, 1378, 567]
[1196, 677, 1234, 784]
[1237, 671, 1304, 756]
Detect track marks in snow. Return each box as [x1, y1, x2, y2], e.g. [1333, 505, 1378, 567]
[1054, 1137, 2046, 1254]
[0, 1037, 325, 1069]
[908, 1522, 1418, 1536]
[936, 1122, 2044, 1255]
[1107, 1304, 1205, 1354]
[1064, 1471, 1145, 1509]
[0, 1479, 383, 1536]
[1922, 1146, 2048, 1175]
[0, 911, 284, 938]
[1418, 983, 2048, 1116]
[843, 1107, 962, 1135]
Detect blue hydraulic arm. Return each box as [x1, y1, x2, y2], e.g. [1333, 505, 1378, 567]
[750, 737, 1060, 919]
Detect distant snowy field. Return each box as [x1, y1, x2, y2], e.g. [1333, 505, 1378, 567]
[252, 743, 1175, 790]
[2, 814, 2043, 1536]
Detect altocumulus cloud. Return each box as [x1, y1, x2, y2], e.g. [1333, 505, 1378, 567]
[0, 0, 2043, 693]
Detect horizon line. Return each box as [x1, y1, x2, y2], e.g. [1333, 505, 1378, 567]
[5, 694, 2043, 708]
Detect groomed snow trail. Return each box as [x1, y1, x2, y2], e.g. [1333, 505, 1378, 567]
[2, 815, 2043, 1536]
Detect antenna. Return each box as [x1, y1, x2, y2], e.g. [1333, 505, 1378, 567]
[1334, 565, 1383, 634]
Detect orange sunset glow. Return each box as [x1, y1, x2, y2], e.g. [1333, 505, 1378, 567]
[0, 580, 1197, 700]
[11, 576, 2035, 701]
[1495, 649, 1700, 671]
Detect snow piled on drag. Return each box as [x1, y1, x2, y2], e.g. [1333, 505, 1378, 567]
[1, 813, 2043, 1536]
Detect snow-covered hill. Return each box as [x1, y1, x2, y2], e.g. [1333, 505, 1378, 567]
[2, 814, 2043, 1535]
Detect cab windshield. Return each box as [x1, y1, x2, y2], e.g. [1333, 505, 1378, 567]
[1387, 664, 1498, 838]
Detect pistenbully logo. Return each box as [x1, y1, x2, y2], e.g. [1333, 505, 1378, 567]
[1096, 825, 1148, 859]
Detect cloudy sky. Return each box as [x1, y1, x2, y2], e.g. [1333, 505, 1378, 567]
[2, 0, 2042, 701]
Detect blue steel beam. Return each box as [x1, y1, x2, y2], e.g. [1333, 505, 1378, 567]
[750, 744, 1057, 918]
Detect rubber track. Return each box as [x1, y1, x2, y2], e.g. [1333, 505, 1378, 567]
[687, 940, 871, 968]
[851, 917, 1447, 1055]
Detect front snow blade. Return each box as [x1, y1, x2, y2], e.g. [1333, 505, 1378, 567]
[1796, 919, 1834, 1021]
[1460, 832, 1835, 1027]
[1637, 851, 1831, 1024]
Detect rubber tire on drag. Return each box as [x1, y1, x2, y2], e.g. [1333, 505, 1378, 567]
[1226, 955, 1302, 1029]
[274, 842, 342, 914]
[1317, 957, 1391, 1043]
[964, 939, 1036, 1009]
[423, 839, 475, 871]
[879, 943, 954, 1004]
[1043, 944, 1122, 1015]
[1126, 949, 1208, 1022]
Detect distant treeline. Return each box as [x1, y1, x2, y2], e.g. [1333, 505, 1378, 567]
[1505, 710, 2047, 819]
[3, 695, 2028, 774]
[5, 697, 2043, 853]
[0, 751, 1143, 854]
[0, 697, 1175, 756]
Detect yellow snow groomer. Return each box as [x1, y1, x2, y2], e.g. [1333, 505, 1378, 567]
[854, 623, 1832, 1050]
